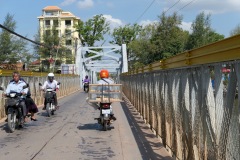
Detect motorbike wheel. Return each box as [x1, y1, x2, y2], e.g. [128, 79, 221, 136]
[7, 112, 16, 133]
[46, 103, 51, 117]
[103, 120, 108, 131]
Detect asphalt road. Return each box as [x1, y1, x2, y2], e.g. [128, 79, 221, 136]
[0, 91, 172, 160]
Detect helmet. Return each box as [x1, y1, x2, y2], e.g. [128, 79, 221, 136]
[99, 69, 109, 79]
[48, 73, 54, 82]
[85, 75, 88, 79]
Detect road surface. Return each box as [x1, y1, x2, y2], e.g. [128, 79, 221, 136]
[0, 91, 172, 160]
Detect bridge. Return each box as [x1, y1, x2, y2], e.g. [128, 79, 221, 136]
[0, 35, 240, 159]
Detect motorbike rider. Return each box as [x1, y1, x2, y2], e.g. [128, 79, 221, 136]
[97, 69, 116, 121]
[41, 73, 60, 110]
[5, 72, 39, 122]
[3, 71, 29, 122]
[83, 75, 90, 91]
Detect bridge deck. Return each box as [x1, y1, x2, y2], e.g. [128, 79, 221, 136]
[0, 91, 172, 159]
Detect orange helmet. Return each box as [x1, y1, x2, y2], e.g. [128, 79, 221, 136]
[99, 69, 109, 78]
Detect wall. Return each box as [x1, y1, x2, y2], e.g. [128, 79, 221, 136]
[0, 76, 80, 120]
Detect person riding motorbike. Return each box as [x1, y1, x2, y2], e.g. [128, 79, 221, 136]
[97, 69, 116, 121]
[4, 72, 38, 122]
[3, 71, 29, 123]
[83, 75, 90, 92]
[41, 73, 60, 110]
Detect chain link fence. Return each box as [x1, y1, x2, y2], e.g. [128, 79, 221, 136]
[121, 61, 239, 160]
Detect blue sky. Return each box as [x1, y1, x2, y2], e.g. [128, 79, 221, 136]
[0, 0, 240, 49]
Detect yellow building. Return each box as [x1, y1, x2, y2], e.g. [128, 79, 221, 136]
[37, 6, 80, 65]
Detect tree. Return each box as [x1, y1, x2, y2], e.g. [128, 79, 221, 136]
[0, 13, 29, 63]
[230, 24, 240, 36]
[186, 12, 224, 50]
[150, 12, 189, 60]
[128, 23, 157, 69]
[75, 14, 110, 47]
[75, 14, 110, 59]
[110, 24, 142, 69]
[33, 27, 67, 71]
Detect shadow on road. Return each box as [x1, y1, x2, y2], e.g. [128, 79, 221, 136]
[77, 123, 115, 131]
[120, 101, 173, 160]
[0, 122, 10, 133]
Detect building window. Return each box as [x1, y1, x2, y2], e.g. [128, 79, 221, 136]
[53, 30, 59, 36]
[45, 30, 51, 36]
[65, 20, 71, 26]
[66, 40, 72, 45]
[53, 20, 59, 27]
[45, 11, 58, 16]
[45, 20, 50, 26]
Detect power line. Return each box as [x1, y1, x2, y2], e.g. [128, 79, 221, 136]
[0, 23, 50, 49]
[134, 0, 156, 23]
[176, 0, 197, 13]
[163, 0, 181, 14]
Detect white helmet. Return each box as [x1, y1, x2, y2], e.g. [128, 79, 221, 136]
[48, 73, 54, 82]
[48, 73, 54, 77]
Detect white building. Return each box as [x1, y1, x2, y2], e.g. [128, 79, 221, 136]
[37, 6, 80, 64]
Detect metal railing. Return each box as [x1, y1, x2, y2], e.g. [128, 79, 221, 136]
[0, 75, 80, 120]
[121, 34, 240, 160]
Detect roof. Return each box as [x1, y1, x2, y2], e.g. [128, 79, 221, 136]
[30, 60, 40, 65]
[61, 12, 75, 17]
[43, 6, 61, 11]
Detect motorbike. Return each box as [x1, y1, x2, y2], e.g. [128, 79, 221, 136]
[95, 102, 113, 131]
[0, 84, 29, 133]
[84, 82, 89, 93]
[39, 82, 60, 117]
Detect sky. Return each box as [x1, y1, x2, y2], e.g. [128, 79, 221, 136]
[0, 0, 240, 50]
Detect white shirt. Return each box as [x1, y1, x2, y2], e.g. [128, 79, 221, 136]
[41, 80, 59, 90]
[5, 80, 28, 97]
[97, 78, 114, 84]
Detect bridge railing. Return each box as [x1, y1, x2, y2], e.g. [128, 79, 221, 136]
[0, 74, 80, 120]
[120, 35, 240, 160]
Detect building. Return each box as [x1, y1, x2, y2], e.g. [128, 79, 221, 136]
[37, 6, 80, 65]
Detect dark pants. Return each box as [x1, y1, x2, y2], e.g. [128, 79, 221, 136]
[84, 84, 89, 91]
[20, 101, 27, 117]
[5, 100, 27, 117]
[44, 92, 58, 106]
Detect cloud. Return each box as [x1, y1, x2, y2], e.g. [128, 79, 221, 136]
[176, 0, 240, 14]
[102, 15, 123, 32]
[139, 20, 158, 27]
[77, 0, 94, 9]
[180, 21, 192, 33]
[60, 0, 76, 6]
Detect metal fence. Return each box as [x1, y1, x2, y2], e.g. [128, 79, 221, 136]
[120, 35, 240, 160]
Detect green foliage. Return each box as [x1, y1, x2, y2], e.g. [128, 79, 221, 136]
[0, 13, 29, 63]
[75, 14, 110, 59]
[75, 14, 110, 47]
[110, 23, 142, 46]
[230, 24, 240, 36]
[151, 12, 189, 58]
[39, 27, 64, 59]
[128, 23, 157, 68]
[128, 12, 189, 69]
[110, 23, 142, 69]
[186, 12, 224, 50]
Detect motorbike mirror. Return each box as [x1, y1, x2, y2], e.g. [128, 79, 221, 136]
[22, 84, 29, 89]
[57, 82, 61, 85]
[0, 86, 4, 91]
[39, 83, 42, 86]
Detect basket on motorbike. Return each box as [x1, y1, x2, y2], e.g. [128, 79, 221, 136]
[88, 84, 122, 103]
